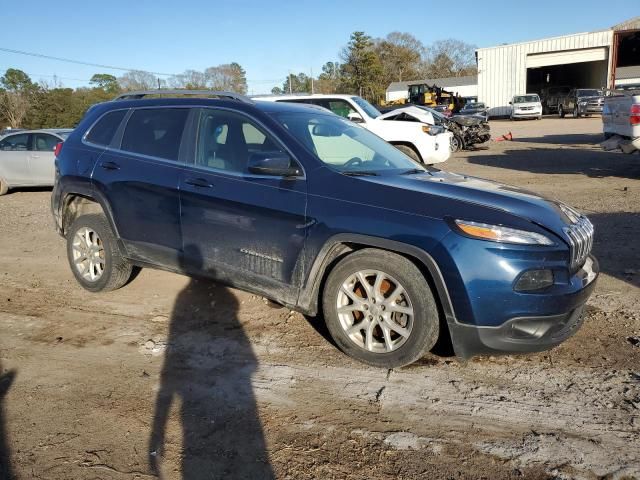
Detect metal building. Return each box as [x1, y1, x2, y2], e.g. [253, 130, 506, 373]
[477, 17, 640, 117]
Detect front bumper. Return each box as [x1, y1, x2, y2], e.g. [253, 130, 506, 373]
[579, 104, 603, 114]
[418, 131, 452, 164]
[448, 255, 598, 359]
[513, 110, 541, 118]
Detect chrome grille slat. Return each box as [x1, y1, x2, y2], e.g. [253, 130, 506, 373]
[563, 216, 594, 271]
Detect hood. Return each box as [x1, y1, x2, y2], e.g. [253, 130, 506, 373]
[360, 170, 572, 238]
[577, 95, 603, 102]
[450, 115, 485, 126]
[377, 106, 435, 125]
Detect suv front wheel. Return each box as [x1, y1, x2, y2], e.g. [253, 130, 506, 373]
[66, 213, 134, 292]
[322, 249, 439, 368]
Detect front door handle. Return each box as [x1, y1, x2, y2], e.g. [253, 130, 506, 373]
[100, 161, 120, 171]
[185, 177, 213, 188]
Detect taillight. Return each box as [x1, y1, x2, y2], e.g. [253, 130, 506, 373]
[54, 142, 63, 157]
[631, 104, 640, 125]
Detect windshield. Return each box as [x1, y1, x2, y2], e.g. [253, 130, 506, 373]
[351, 96, 381, 119]
[513, 95, 539, 104]
[577, 89, 600, 97]
[464, 103, 484, 109]
[271, 111, 426, 174]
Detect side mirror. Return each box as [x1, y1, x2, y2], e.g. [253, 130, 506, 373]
[508, 101, 512, 105]
[248, 152, 301, 177]
[347, 112, 364, 123]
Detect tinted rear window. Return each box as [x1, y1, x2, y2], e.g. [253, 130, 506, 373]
[121, 108, 189, 161]
[85, 110, 127, 146]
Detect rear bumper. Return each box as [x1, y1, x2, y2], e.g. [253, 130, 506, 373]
[447, 255, 598, 360]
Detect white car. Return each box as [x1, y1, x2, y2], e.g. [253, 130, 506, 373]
[509, 94, 543, 120]
[255, 94, 452, 164]
[0, 129, 72, 195]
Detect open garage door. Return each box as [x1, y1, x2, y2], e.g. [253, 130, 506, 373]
[526, 47, 607, 68]
[525, 49, 609, 112]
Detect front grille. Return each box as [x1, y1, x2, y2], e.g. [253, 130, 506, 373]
[563, 216, 594, 271]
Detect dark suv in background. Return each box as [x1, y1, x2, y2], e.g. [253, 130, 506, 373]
[51, 90, 598, 368]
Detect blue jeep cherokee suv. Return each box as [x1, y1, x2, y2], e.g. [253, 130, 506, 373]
[51, 90, 598, 368]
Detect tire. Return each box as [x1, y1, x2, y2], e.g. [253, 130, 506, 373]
[66, 213, 134, 292]
[0, 178, 8, 196]
[394, 144, 421, 163]
[537, 115, 542, 120]
[450, 135, 464, 152]
[510, 115, 514, 121]
[573, 106, 580, 118]
[322, 249, 440, 368]
[558, 105, 565, 118]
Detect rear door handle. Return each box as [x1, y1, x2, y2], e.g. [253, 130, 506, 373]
[185, 177, 213, 188]
[100, 161, 120, 171]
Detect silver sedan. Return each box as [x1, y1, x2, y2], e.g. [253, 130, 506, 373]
[0, 129, 73, 195]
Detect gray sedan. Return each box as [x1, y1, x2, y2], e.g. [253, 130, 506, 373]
[0, 129, 73, 195]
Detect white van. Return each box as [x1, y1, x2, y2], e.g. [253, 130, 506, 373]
[509, 94, 543, 120]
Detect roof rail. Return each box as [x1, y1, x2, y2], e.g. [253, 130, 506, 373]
[113, 89, 254, 104]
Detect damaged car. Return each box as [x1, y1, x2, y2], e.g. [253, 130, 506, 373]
[378, 105, 491, 152]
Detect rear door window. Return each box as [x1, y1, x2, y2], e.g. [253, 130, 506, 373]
[86, 110, 127, 146]
[121, 108, 189, 161]
[33, 133, 59, 152]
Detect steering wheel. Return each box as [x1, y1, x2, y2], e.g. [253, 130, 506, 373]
[343, 157, 363, 168]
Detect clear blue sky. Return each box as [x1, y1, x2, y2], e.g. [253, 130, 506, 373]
[0, 0, 637, 93]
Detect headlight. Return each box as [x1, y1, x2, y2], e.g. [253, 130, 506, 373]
[422, 125, 445, 136]
[454, 220, 554, 245]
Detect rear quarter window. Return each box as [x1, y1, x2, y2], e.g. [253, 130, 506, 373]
[85, 110, 127, 146]
[121, 108, 189, 161]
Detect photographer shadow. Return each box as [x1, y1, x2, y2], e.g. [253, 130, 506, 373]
[0, 362, 16, 480]
[149, 245, 273, 479]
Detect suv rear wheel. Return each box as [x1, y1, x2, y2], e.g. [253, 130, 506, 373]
[66, 213, 134, 292]
[322, 249, 439, 368]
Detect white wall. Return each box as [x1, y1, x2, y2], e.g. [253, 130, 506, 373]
[477, 30, 613, 117]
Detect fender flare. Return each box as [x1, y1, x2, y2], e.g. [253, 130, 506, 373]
[297, 233, 456, 325]
[59, 183, 121, 240]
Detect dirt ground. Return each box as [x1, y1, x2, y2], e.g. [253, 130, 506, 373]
[0, 116, 639, 480]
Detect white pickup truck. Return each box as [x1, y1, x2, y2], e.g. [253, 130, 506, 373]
[602, 89, 640, 153]
[256, 94, 452, 164]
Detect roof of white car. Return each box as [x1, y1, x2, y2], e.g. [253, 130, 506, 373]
[254, 94, 355, 101]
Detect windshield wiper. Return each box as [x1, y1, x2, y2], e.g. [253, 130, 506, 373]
[399, 168, 426, 175]
[341, 170, 379, 176]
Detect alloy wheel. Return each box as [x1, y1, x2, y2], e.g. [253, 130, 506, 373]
[71, 227, 105, 282]
[336, 269, 414, 353]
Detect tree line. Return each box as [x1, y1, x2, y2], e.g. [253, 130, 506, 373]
[0, 30, 476, 129]
[273, 32, 477, 101]
[0, 63, 248, 130]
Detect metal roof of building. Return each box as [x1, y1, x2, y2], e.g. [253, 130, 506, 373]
[612, 16, 640, 32]
[386, 75, 477, 93]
